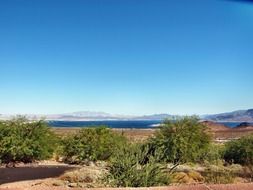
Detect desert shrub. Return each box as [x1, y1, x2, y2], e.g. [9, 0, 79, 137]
[201, 143, 224, 165]
[172, 171, 204, 184]
[61, 127, 127, 163]
[188, 171, 204, 182]
[223, 134, 253, 166]
[0, 118, 57, 163]
[242, 165, 253, 180]
[105, 143, 170, 187]
[147, 116, 212, 164]
[59, 166, 107, 187]
[204, 165, 235, 184]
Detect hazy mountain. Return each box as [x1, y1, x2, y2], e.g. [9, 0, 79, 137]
[0, 109, 253, 122]
[47, 112, 173, 121]
[203, 109, 253, 122]
[51, 111, 115, 120]
[135, 114, 177, 120]
[0, 111, 171, 121]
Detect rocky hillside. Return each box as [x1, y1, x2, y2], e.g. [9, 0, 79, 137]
[203, 109, 253, 122]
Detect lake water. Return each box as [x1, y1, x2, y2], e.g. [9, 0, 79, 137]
[48, 120, 161, 129]
[48, 120, 251, 129]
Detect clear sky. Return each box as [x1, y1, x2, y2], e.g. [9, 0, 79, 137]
[0, 0, 253, 115]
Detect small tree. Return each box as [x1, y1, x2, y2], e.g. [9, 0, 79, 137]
[0, 118, 56, 163]
[148, 116, 212, 164]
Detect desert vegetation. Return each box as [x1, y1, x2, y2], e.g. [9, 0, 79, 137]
[105, 143, 170, 187]
[146, 117, 212, 164]
[60, 127, 127, 163]
[0, 117, 57, 164]
[224, 134, 253, 166]
[0, 116, 253, 187]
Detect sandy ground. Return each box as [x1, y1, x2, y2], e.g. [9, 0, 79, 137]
[1, 162, 253, 190]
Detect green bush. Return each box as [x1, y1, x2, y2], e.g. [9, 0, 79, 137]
[224, 134, 253, 166]
[105, 143, 170, 187]
[0, 118, 56, 163]
[61, 127, 126, 163]
[147, 116, 212, 164]
[201, 143, 224, 165]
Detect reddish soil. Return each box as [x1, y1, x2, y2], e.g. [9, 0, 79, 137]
[52, 123, 253, 142]
[1, 183, 253, 190]
[201, 121, 230, 132]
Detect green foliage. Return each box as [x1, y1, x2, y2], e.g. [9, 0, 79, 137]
[105, 143, 170, 187]
[148, 116, 212, 164]
[61, 127, 126, 163]
[224, 134, 253, 166]
[0, 118, 56, 163]
[201, 143, 224, 165]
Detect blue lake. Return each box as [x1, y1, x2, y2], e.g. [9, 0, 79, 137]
[48, 120, 251, 129]
[48, 120, 160, 129]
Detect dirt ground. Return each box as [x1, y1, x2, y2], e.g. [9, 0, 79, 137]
[0, 165, 77, 184]
[53, 127, 155, 142]
[52, 126, 253, 142]
[1, 162, 252, 190]
[1, 183, 253, 190]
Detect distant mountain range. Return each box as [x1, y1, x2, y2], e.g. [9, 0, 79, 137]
[0, 112, 175, 121]
[0, 109, 253, 122]
[203, 109, 253, 122]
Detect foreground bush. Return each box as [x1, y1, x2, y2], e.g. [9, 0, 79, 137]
[105, 143, 170, 187]
[0, 118, 56, 163]
[224, 134, 253, 166]
[147, 116, 212, 164]
[61, 127, 126, 163]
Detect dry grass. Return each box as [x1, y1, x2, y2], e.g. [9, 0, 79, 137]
[172, 171, 204, 184]
[58, 163, 108, 188]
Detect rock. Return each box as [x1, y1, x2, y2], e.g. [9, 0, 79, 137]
[6, 162, 16, 168]
[52, 180, 65, 186]
[57, 156, 65, 162]
[96, 161, 108, 168]
[68, 182, 78, 187]
[88, 161, 96, 167]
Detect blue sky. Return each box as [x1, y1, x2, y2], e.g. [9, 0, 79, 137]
[0, 0, 253, 115]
